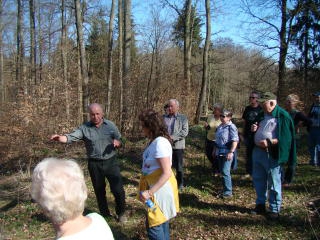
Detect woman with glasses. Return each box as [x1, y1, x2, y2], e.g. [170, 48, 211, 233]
[214, 110, 239, 198]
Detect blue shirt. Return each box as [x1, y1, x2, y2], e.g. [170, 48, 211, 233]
[65, 119, 121, 160]
[215, 121, 239, 155]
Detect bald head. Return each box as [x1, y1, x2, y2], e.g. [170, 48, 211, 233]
[88, 103, 104, 127]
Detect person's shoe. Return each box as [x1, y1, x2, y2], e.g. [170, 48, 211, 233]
[117, 212, 128, 223]
[251, 204, 266, 215]
[217, 192, 232, 199]
[266, 211, 280, 220]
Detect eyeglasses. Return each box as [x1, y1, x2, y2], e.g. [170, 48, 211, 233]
[220, 115, 226, 118]
[249, 96, 257, 99]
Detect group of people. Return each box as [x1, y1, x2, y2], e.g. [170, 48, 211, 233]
[32, 99, 187, 240]
[30, 91, 320, 239]
[205, 91, 320, 220]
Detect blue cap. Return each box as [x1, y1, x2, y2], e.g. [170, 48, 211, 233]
[312, 92, 320, 97]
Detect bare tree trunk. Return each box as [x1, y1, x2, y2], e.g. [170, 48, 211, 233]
[184, 0, 191, 108]
[277, 0, 287, 103]
[146, 47, 155, 107]
[16, 0, 25, 95]
[37, 0, 42, 83]
[122, 0, 131, 132]
[118, 0, 123, 125]
[29, 0, 36, 85]
[0, 0, 4, 102]
[78, 50, 83, 125]
[61, 0, 70, 120]
[106, 0, 115, 117]
[195, 0, 211, 124]
[75, 0, 89, 122]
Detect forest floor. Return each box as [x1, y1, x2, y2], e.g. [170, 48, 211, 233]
[0, 124, 319, 240]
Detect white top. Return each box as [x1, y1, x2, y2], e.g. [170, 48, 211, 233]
[142, 136, 172, 175]
[57, 213, 114, 240]
[254, 114, 278, 145]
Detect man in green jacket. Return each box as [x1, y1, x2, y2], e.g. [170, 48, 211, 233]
[251, 92, 296, 220]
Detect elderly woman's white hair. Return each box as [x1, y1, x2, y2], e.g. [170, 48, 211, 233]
[31, 158, 88, 225]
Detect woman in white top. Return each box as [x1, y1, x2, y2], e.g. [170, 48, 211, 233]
[31, 158, 114, 240]
[138, 109, 179, 240]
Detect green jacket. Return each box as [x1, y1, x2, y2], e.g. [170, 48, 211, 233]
[255, 105, 296, 166]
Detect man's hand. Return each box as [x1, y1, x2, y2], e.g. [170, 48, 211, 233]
[50, 134, 67, 143]
[258, 139, 268, 149]
[113, 139, 121, 148]
[251, 122, 258, 132]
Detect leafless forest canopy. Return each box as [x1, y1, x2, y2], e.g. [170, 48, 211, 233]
[0, 0, 319, 169]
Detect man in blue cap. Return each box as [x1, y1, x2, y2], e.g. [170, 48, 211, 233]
[308, 91, 320, 166]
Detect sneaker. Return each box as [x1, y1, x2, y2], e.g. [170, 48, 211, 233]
[117, 212, 128, 223]
[266, 212, 280, 220]
[251, 204, 266, 215]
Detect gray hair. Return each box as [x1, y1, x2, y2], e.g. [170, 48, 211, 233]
[31, 158, 87, 225]
[169, 99, 180, 107]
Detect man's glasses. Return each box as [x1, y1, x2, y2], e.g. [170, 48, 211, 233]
[220, 115, 226, 118]
[249, 96, 257, 99]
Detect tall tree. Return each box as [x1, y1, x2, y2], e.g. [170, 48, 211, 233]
[75, 0, 89, 122]
[0, 0, 4, 102]
[61, 0, 70, 120]
[184, 0, 192, 108]
[16, 0, 25, 94]
[195, 0, 211, 123]
[106, 0, 115, 116]
[29, 0, 36, 85]
[291, 0, 320, 89]
[241, 0, 298, 102]
[122, 0, 131, 132]
[118, 0, 123, 126]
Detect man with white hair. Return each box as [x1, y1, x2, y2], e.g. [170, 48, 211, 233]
[31, 158, 114, 239]
[50, 103, 127, 222]
[163, 99, 189, 190]
[250, 92, 296, 220]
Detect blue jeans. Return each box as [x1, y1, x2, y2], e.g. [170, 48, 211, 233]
[147, 220, 170, 240]
[252, 147, 282, 213]
[308, 127, 320, 166]
[218, 155, 232, 196]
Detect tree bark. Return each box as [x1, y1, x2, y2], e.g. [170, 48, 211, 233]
[184, 0, 191, 108]
[0, 0, 4, 102]
[29, 0, 36, 85]
[61, 0, 70, 120]
[16, 0, 25, 95]
[106, 0, 115, 117]
[277, 0, 288, 103]
[122, 0, 131, 132]
[37, 0, 43, 83]
[118, 0, 123, 125]
[75, 0, 89, 122]
[195, 0, 211, 123]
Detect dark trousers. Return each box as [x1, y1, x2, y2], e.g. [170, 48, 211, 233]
[88, 157, 126, 217]
[205, 139, 219, 173]
[244, 137, 254, 175]
[172, 149, 184, 187]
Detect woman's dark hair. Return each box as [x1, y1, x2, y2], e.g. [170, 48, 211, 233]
[138, 109, 171, 142]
